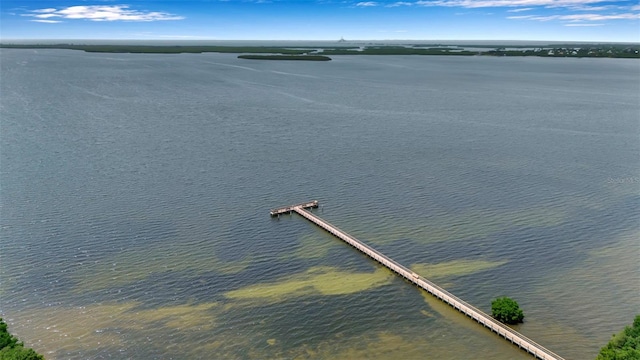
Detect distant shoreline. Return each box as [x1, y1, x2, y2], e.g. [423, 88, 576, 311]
[1, 43, 638, 58]
[238, 54, 331, 61]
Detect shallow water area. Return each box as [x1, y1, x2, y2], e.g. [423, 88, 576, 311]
[1, 49, 638, 359]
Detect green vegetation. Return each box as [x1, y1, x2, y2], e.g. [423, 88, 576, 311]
[596, 315, 640, 360]
[1, 43, 637, 58]
[486, 45, 640, 58]
[321, 47, 477, 56]
[0, 318, 44, 360]
[0, 44, 313, 55]
[237, 54, 331, 61]
[491, 297, 524, 324]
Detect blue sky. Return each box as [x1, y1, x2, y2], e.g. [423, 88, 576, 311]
[2, 0, 639, 42]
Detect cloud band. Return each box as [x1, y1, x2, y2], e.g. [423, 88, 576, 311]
[24, 5, 184, 22]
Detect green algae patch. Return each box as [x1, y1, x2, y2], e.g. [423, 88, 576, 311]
[411, 259, 508, 279]
[13, 301, 221, 356]
[332, 332, 427, 359]
[225, 266, 394, 304]
[72, 242, 250, 292]
[420, 309, 435, 318]
[280, 233, 339, 261]
[266, 326, 526, 360]
[130, 302, 219, 330]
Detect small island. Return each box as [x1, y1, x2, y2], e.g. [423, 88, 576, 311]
[237, 54, 331, 61]
[491, 296, 525, 325]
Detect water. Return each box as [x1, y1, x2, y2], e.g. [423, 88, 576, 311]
[1, 49, 638, 360]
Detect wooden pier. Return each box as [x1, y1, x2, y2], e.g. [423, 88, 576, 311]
[270, 200, 318, 216]
[272, 202, 565, 360]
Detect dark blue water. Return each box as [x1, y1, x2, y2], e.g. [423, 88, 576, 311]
[1, 49, 638, 359]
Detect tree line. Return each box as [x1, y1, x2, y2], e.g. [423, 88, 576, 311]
[0, 318, 44, 360]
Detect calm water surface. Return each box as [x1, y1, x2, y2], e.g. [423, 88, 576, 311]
[1, 49, 638, 359]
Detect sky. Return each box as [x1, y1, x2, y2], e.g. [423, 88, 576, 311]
[1, 0, 639, 42]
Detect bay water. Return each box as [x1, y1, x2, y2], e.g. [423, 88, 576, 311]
[1, 49, 638, 359]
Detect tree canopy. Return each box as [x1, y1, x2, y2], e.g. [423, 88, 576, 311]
[0, 318, 44, 360]
[596, 315, 640, 360]
[491, 296, 524, 324]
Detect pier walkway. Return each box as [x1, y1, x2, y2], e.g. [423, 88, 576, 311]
[270, 200, 318, 216]
[272, 202, 564, 360]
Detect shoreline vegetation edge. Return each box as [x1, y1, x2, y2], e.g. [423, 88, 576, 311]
[0, 43, 638, 58]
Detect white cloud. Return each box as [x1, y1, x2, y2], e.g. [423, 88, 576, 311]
[415, 0, 611, 8]
[356, 1, 379, 6]
[30, 19, 63, 23]
[564, 4, 619, 11]
[23, 4, 184, 22]
[564, 22, 604, 25]
[387, 1, 413, 6]
[132, 33, 214, 39]
[32, 8, 57, 13]
[565, 12, 640, 20]
[507, 7, 533, 12]
[34, 13, 60, 19]
[508, 12, 640, 21]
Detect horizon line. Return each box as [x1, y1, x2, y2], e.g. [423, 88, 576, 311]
[1, 38, 639, 44]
